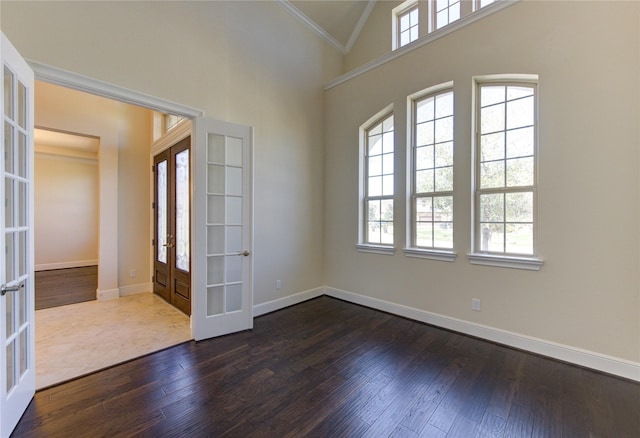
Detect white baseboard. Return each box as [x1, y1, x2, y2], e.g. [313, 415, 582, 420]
[253, 287, 325, 317]
[35, 260, 98, 271]
[324, 286, 640, 382]
[97, 288, 119, 301]
[119, 283, 152, 297]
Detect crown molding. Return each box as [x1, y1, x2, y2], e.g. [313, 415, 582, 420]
[277, 0, 348, 54]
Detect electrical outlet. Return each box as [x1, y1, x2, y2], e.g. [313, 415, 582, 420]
[129, 269, 136, 278]
[276, 280, 281, 290]
[472, 298, 481, 312]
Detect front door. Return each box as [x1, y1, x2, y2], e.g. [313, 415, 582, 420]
[0, 33, 35, 438]
[153, 137, 191, 316]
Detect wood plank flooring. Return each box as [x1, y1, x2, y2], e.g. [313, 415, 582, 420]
[12, 296, 640, 437]
[35, 266, 97, 310]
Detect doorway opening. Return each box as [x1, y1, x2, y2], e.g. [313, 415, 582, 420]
[33, 128, 99, 310]
[32, 80, 193, 389]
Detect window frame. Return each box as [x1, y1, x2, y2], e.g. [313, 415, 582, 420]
[358, 107, 396, 255]
[469, 75, 543, 270]
[473, 0, 497, 12]
[404, 82, 456, 262]
[430, 0, 463, 32]
[392, 0, 419, 50]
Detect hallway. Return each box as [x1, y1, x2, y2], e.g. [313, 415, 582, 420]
[35, 293, 191, 389]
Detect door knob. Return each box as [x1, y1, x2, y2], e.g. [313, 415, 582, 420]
[240, 250, 250, 256]
[1, 282, 24, 296]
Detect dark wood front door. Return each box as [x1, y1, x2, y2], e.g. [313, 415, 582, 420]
[153, 137, 191, 315]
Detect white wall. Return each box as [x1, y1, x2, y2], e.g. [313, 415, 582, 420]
[34, 152, 98, 270]
[325, 1, 640, 366]
[1, 1, 343, 306]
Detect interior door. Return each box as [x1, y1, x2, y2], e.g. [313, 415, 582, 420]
[153, 137, 191, 316]
[0, 33, 35, 438]
[192, 118, 253, 341]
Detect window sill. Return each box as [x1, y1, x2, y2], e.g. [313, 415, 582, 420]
[467, 253, 543, 271]
[403, 248, 457, 262]
[356, 244, 396, 256]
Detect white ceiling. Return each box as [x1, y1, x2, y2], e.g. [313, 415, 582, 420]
[281, 0, 377, 53]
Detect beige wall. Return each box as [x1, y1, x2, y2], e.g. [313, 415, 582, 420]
[34, 152, 98, 269]
[344, 0, 400, 73]
[34, 81, 153, 294]
[118, 103, 153, 289]
[325, 1, 640, 363]
[1, 1, 342, 305]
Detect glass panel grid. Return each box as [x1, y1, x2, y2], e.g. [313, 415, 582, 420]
[412, 91, 454, 249]
[364, 114, 394, 245]
[477, 83, 536, 255]
[398, 6, 419, 48]
[435, 0, 461, 30]
[4, 62, 33, 399]
[206, 132, 245, 317]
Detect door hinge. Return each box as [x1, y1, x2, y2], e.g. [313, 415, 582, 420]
[152, 238, 155, 246]
[152, 202, 155, 209]
[152, 275, 155, 283]
[152, 165, 155, 172]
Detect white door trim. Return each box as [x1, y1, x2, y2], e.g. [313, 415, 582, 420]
[27, 60, 203, 118]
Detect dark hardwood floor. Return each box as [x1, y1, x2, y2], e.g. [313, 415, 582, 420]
[12, 296, 640, 437]
[35, 266, 97, 310]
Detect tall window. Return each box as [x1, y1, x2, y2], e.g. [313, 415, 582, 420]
[393, 0, 419, 50]
[432, 0, 461, 31]
[475, 81, 537, 256]
[412, 89, 454, 249]
[364, 114, 395, 245]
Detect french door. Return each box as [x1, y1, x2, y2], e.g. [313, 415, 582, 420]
[192, 118, 253, 340]
[153, 137, 191, 316]
[0, 33, 35, 438]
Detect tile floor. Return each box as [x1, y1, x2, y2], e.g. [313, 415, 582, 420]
[35, 292, 192, 389]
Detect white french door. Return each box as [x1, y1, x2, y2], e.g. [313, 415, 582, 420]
[0, 33, 35, 438]
[192, 118, 253, 341]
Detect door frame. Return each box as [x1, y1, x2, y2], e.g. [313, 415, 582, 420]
[27, 60, 255, 337]
[152, 135, 192, 316]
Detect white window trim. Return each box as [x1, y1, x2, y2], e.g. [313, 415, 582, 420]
[358, 104, 395, 253]
[357, 244, 397, 256]
[468, 253, 542, 270]
[468, 74, 543, 270]
[404, 247, 456, 262]
[405, 82, 457, 262]
[392, 0, 419, 50]
[473, 0, 497, 12]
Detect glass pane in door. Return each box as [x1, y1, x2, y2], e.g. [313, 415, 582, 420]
[175, 149, 189, 272]
[156, 160, 167, 263]
[4, 66, 13, 117]
[6, 342, 14, 392]
[204, 133, 245, 317]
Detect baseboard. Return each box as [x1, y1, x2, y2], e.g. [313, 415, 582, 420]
[35, 260, 98, 271]
[253, 287, 325, 317]
[324, 286, 640, 382]
[97, 288, 119, 301]
[120, 283, 152, 297]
